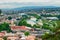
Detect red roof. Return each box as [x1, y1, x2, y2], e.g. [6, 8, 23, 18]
[0, 32, 5, 37]
[11, 26, 27, 31]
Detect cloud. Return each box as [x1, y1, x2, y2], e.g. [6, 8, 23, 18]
[0, 0, 50, 3]
[0, 0, 60, 8]
[0, 0, 60, 5]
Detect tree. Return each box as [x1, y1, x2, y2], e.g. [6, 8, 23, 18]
[42, 29, 60, 40]
[18, 19, 32, 27]
[0, 9, 2, 15]
[24, 31, 30, 36]
[18, 19, 27, 26]
[0, 22, 12, 32]
[26, 24, 32, 27]
[8, 16, 12, 20]
[42, 23, 49, 29]
[33, 24, 40, 28]
[42, 20, 60, 40]
[22, 15, 29, 19]
[42, 20, 58, 32]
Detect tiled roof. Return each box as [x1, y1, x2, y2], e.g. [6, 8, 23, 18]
[11, 26, 27, 31]
[0, 32, 5, 37]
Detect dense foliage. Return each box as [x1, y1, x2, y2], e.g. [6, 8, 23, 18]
[42, 30, 60, 40]
[0, 22, 11, 32]
[0, 9, 2, 14]
[42, 20, 60, 40]
[24, 31, 30, 36]
[18, 18, 41, 28]
[8, 16, 12, 20]
[18, 19, 32, 27]
[28, 14, 41, 19]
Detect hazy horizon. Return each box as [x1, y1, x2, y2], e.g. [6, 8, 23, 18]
[0, 0, 60, 8]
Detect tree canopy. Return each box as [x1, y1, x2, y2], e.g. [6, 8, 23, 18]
[24, 31, 30, 36]
[18, 19, 32, 27]
[0, 22, 11, 32]
[0, 9, 2, 14]
[8, 16, 12, 20]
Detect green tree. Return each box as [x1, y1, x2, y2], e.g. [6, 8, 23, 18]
[26, 24, 32, 27]
[33, 24, 40, 28]
[42, 29, 60, 40]
[42, 20, 58, 32]
[24, 31, 30, 36]
[0, 9, 2, 15]
[22, 15, 29, 19]
[8, 16, 12, 20]
[0, 22, 11, 32]
[18, 19, 32, 27]
[42, 20, 60, 40]
[42, 23, 49, 29]
[18, 19, 27, 26]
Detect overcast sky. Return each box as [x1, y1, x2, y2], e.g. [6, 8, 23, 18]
[0, 0, 60, 8]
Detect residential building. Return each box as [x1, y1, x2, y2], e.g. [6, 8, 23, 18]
[0, 38, 4, 40]
[0, 32, 5, 37]
[26, 35, 36, 40]
[10, 26, 31, 31]
[7, 36, 19, 40]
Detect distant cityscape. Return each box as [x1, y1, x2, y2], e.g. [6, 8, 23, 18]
[0, 6, 60, 40]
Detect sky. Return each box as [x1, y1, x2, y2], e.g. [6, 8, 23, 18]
[0, 0, 60, 8]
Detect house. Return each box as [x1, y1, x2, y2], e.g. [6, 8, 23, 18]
[5, 33, 16, 36]
[37, 19, 43, 26]
[30, 16, 37, 21]
[0, 32, 5, 40]
[10, 26, 31, 31]
[46, 17, 58, 20]
[30, 31, 44, 37]
[20, 34, 26, 40]
[27, 20, 36, 26]
[7, 36, 19, 40]
[26, 35, 36, 40]
[0, 32, 5, 37]
[0, 38, 4, 40]
[5, 19, 16, 26]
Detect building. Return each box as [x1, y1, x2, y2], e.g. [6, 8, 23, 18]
[30, 16, 37, 21]
[0, 32, 5, 37]
[27, 20, 36, 26]
[37, 19, 43, 26]
[0, 38, 4, 40]
[7, 36, 19, 40]
[10, 26, 32, 32]
[20, 34, 26, 40]
[0, 32, 5, 40]
[26, 35, 36, 40]
[46, 17, 59, 20]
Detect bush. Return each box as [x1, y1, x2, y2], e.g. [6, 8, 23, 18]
[24, 31, 30, 36]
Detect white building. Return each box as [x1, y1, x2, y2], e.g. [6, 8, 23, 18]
[30, 17, 37, 21]
[27, 20, 36, 26]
